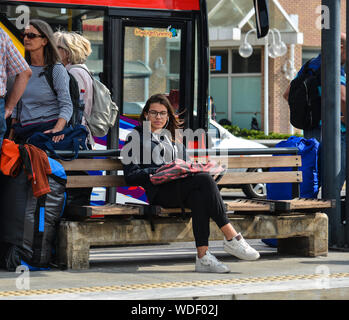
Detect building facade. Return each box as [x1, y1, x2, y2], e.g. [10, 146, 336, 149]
[209, 0, 347, 133]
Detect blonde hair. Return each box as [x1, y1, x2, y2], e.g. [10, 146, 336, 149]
[54, 31, 92, 64]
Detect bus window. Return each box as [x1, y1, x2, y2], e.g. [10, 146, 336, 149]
[123, 25, 181, 117]
[1, 4, 104, 80]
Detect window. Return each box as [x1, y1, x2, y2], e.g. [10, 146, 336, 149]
[232, 48, 261, 73]
[210, 50, 228, 74]
[208, 122, 220, 139]
[1, 4, 104, 80]
[123, 25, 182, 111]
[302, 48, 321, 66]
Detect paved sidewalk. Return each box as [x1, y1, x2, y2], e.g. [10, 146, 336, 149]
[0, 240, 348, 300]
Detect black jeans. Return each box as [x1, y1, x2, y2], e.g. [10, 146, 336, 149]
[152, 173, 230, 247]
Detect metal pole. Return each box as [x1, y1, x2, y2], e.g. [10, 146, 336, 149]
[264, 40, 269, 135]
[345, 0, 349, 247]
[144, 35, 149, 101]
[289, 44, 295, 135]
[322, 0, 344, 247]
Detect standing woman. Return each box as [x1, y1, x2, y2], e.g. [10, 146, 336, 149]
[54, 31, 94, 147]
[9, 20, 72, 144]
[122, 94, 260, 273]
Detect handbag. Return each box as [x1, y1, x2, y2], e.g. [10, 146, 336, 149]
[27, 125, 88, 161]
[150, 158, 226, 185]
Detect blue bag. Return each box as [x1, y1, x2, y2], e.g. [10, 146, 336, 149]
[266, 136, 320, 200]
[28, 125, 88, 161]
[263, 136, 320, 248]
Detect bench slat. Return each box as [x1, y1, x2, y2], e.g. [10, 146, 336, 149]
[66, 175, 127, 188]
[63, 197, 333, 219]
[87, 204, 141, 216]
[225, 199, 274, 211]
[218, 171, 302, 185]
[262, 198, 335, 211]
[65, 203, 142, 217]
[59, 159, 123, 171]
[59, 155, 301, 172]
[196, 155, 301, 168]
[66, 171, 302, 188]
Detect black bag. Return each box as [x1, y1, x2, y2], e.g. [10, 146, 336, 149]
[0, 169, 37, 270]
[288, 60, 321, 130]
[42, 64, 84, 127]
[0, 158, 67, 271]
[28, 173, 66, 268]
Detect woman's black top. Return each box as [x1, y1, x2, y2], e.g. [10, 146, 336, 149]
[122, 126, 189, 202]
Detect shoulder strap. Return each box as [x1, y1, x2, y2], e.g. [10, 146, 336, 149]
[40, 64, 57, 96]
[69, 65, 94, 80]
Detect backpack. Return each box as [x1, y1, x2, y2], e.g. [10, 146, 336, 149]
[288, 59, 321, 130]
[69, 65, 119, 137]
[42, 64, 84, 127]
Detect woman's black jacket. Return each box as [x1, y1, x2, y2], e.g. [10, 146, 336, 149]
[121, 126, 189, 203]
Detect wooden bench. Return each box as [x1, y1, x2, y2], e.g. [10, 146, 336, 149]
[56, 149, 332, 269]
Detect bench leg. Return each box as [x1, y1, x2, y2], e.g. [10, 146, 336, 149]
[277, 236, 325, 257]
[277, 213, 328, 257]
[58, 221, 90, 269]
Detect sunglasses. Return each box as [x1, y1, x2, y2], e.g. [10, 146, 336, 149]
[22, 32, 45, 39]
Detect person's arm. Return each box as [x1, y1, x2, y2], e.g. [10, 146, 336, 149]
[4, 32, 32, 118]
[43, 64, 73, 143]
[5, 68, 32, 119]
[121, 131, 158, 185]
[283, 84, 291, 101]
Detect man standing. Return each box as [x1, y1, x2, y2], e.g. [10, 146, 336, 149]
[0, 28, 32, 151]
[283, 33, 346, 188]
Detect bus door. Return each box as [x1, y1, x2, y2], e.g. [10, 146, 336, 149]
[105, 9, 198, 149]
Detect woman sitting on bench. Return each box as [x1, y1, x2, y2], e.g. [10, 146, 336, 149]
[122, 93, 260, 273]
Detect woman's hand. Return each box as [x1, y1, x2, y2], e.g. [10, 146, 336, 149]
[43, 118, 67, 143]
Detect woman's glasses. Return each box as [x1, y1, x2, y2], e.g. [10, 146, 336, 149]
[22, 32, 44, 39]
[148, 110, 168, 118]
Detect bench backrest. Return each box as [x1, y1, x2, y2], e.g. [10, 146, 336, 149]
[59, 155, 302, 189]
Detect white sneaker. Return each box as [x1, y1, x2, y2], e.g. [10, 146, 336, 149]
[223, 233, 260, 261]
[195, 250, 230, 273]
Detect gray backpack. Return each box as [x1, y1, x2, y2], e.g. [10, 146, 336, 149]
[70, 65, 119, 137]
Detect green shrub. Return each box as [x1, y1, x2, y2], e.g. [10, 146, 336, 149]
[222, 125, 303, 140]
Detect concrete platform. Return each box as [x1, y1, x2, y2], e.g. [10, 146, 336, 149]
[0, 240, 348, 300]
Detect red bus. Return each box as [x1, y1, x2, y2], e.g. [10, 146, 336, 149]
[2, 0, 211, 148]
[1, 1, 267, 146]
[1, 1, 268, 202]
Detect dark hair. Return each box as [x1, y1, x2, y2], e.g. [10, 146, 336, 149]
[25, 19, 61, 66]
[140, 93, 184, 140]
